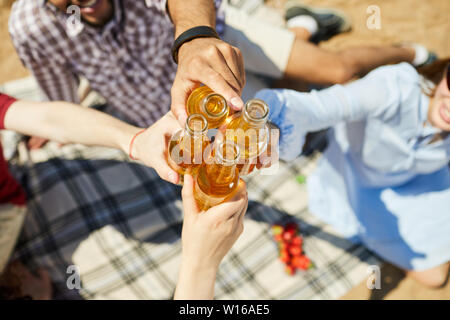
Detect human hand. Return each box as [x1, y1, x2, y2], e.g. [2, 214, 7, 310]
[181, 174, 247, 271]
[129, 111, 182, 184]
[27, 136, 49, 150]
[174, 174, 247, 299]
[255, 89, 306, 161]
[171, 37, 246, 126]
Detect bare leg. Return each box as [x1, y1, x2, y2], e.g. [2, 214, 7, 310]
[284, 28, 415, 85]
[406, 262, 449, 288]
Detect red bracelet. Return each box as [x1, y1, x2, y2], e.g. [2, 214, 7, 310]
[128, 129, 146, 160]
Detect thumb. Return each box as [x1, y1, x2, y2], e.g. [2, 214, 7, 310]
[181, 174, 200, 217]
[149, 156, 179, 184]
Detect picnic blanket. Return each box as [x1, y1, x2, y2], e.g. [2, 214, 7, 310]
[0, 76, 381, 300]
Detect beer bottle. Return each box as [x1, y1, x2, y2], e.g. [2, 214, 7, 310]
[224, 98, 269, 175]
[194, 140, 241, 211]
[187, 86, 229, 129]
[168, 114, 210, 184]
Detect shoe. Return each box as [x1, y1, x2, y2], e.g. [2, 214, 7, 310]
[394, 42, 438, 67]
[284, 0, 352, 43]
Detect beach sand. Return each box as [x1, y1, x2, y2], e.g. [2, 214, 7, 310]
[0, 0, 449, 299]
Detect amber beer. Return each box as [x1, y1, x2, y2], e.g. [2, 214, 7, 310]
[168, 114, 210, 184]
[187, 86, 230, 129]
[224, 99, 269, 176]
[194, 140, 241, 211]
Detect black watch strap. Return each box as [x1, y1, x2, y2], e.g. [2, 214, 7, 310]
[171, 26, 220, 64]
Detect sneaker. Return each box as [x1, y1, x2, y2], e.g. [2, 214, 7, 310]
[394, 42, 438, 67]
[285, 0, 352, 43]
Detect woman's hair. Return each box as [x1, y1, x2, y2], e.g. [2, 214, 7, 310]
[417, 57, 450, 96]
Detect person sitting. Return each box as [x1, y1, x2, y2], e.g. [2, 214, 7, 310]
[255, 58, 450, 288]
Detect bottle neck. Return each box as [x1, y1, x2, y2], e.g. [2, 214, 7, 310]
[201, 93, 228, 119]
[240, 98, 269, 129]
[206, 140, 239, 184]
[184, 113, 208, 138]
[206, 161, 237, 185]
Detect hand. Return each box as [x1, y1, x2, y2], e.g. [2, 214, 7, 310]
[181, 174, 247, 271]
[255, 89, 306, 161]
[27, 136, 49, 150]
[171, 37, 246, 125]
[129, 111, 182, 184]
[174, 174, 248, 299]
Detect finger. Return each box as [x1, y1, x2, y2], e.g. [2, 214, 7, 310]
[208, 46, 241, 93]
[164, 111, 185, 132]
[200, 66, 244, 111]
[234, 47, 246, 89]
[181, 174, 199, 217]
[238, 196, 248, 224]
[233, 189, 248, 222]
[218, 44, 245, 92]
[28, 137, 48, 150]
[152, 156, 179, 184]
[206, 191, 247, 222]
[235, 198, 248, 234]
[170, 78, 191, 126]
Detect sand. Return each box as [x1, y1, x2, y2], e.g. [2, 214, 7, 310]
[0, 0, 449, 299]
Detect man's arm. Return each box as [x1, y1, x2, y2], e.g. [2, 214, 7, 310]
[168, 0, 216, 38]
[166, 0, 246, 125]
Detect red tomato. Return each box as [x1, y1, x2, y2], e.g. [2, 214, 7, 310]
[285, 264, 296, 275]
[279, 250, 291, 263]
[288, 245, 303, 256]
[285, 222, 298, 233]
[274, 234, 283, 242]
[292, 255, 310, 270]
[282, 229, 296, 242]
[291, 236, 303, 246]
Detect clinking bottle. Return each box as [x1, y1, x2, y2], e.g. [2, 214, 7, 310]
[187, 86, 230, 129]
[167, 114, 210, 185]
[194, 140, 241, 211]
[223, 98, 270, 176]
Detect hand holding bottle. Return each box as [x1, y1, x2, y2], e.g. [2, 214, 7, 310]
[130, 111, 183, 184]
[175, 174, 248, 299]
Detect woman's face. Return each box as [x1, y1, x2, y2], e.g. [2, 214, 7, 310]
[428, 65, 450, 132]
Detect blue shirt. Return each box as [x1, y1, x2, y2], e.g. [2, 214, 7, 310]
[256, 63, 450, 270]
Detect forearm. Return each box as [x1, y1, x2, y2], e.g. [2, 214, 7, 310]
[167, 0, 216, 37]
[4, 100, 141, 152]
[174, 257, 217, 300]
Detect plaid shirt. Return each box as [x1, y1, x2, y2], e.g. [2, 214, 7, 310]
[9, 0, 224, 127]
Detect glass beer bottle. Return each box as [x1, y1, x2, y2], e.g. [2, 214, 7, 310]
[167, 113, 210, 184]
[224, 98, 269, 176]
[187, 86, 229, 129]
[194, 140, 241, 211]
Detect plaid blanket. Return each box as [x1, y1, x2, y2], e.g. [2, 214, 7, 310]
[1, 76, 380, 300]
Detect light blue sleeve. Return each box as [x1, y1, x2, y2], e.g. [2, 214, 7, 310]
[255, 63, 418, 161]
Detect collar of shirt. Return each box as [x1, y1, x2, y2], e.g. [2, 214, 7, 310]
[42, 0, 124, 38]
[418, 79, 442, 137]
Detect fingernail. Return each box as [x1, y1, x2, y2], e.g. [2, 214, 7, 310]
[230, 97, 244, 110]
